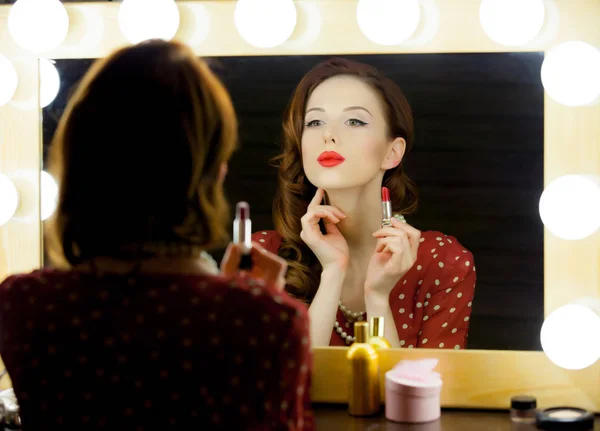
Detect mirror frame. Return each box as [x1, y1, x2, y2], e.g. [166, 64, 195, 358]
[0, 0, 598, 411]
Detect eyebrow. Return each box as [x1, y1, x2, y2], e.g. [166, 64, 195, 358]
[305, 106, 372, 116]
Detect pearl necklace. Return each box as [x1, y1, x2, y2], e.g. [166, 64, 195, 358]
[336, 301, 365, 345]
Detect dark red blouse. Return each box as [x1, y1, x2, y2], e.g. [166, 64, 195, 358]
[252, 230, 476, 349]
[0, 268, 313, 430]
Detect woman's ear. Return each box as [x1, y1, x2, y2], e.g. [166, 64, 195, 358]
[381, 137, 406, 170]
[218, 163, 228, 184]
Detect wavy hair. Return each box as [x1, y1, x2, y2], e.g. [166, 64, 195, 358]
[46, 40, 237, 266]
[272, 58, 418, 302]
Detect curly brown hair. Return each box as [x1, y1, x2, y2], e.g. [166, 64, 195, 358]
[272, 58, 418, 303]
[46, 40, 237, 266]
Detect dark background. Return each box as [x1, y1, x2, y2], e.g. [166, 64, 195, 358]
[42, 52, 545, 351]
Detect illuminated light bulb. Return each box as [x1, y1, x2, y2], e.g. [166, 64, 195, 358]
[40, 58, 60, 108]
[541, 41, 600, 107]
[118, 0, 180, 44]
[0, 54, 18, 107]
[539, 175, 600, 240]
[41, 171, 59, 221]
[8, 0, 69, 53]
[541, 304, 600, 370]
[234, 0, 297, 48]
[479, 0, 545, 46]
[0, 173, 19, 226]
[356, 0, 421, 46]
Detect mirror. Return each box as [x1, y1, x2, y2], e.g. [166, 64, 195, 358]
[41, 52, 545, 351]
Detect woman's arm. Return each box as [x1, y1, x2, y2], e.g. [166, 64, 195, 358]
[308, 264, 346, 347]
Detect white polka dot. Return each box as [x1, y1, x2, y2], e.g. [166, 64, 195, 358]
[447, 239, 452, 243]
[403, 279, 407, 285]
[261, 231, 267, 235]
[473, 266, 476, 272]
[450, 307, 456, 313]
[452, 328, 457, 334]
[423, 316, 429, 321]
[431, 248, 436, 253]
[457, 293, 463, 298]
[436, 237, 442, 241]
[454, 345, 461, 350]
[455, 256, 460, 260]
[259, 239, 265, 243]
[468, 302, 472, 307]
[399, 293, 405, 299]
[433, 254, 438, 258]
[281, 401, 289, 410]
[464, 316, 470, 322]
[438, 262, 444, 268]
[402, 324, 408, 329]
[417, 265, 422, 270]
[399, 308, 405, 314]
[446, 288, 452, 293]
[435, 279, 440, 285]
[453, 277, 459, 283]
[418, 280, 423, 285]
[439, 242, 444, 246]
[465, 261, 471, 266]
[424, 301, 429, 306]
[409, 313, 413, 319]
[400, 340, 406, 346]
[416, 302, 422, 308]
[426, 293, 431, 299]
[462, 250, 467, 253]
[422, 338, 428, 344]
[434, 305, 440, 311]
[419, 238, 425, 242]
[439, 343, 444, 348]
[442, 322, 448, 328]
[408, 345, 414, 348]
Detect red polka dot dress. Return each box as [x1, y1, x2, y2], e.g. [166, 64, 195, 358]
[0, 269, 313, 430]
[253, 230, 476, 349]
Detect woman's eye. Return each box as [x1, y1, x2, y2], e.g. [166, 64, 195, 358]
[346, 118, 368, 127]
[305, 119, 323, 127]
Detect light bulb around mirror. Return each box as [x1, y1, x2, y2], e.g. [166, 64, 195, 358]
[8, 0, 69, 53]
[539, 175, 600, 240]
[541, 41, 600, 107]
[356, 0, 421, 46]
[40, 58, 60, 108]
[118, 0, 180, 45]
[0, 54, 19, 107]
[541, 304, 600, 370]
[234, 0, 297, 49]
[479, 0, 545, 46]
[0, 173, 20, 226]
[41, 171, 59, 221]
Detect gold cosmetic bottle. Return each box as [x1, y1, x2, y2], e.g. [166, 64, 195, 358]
[347, 321, 381, 416]
[368, 317, 391, 350]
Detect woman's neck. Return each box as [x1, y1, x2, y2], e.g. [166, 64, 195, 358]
[325, 176, 383, 254]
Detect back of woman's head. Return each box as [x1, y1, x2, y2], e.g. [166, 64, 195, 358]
[47, 40, 237, 266]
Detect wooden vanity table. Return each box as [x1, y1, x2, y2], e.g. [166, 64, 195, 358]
[313, 404, 600, 430]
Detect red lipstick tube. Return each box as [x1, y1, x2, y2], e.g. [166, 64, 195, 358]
[234, 201, 253, 270]
[381, 187, 392, 227]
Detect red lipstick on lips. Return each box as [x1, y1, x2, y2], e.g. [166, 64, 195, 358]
[317, 151, 345, 167]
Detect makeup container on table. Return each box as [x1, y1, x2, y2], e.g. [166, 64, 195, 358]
[347, 321, 381, 416]
[385, 359, 443, 424]
[536, 407, 595, 430]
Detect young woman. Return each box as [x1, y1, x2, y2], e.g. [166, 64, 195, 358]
[0, 40, 311, 430]
[254, 58, 476, 349]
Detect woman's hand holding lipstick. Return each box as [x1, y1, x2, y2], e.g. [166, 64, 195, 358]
[300, 187, 349, 270]
[221, 241, 288, 291]
[364, 217, 421, 297]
